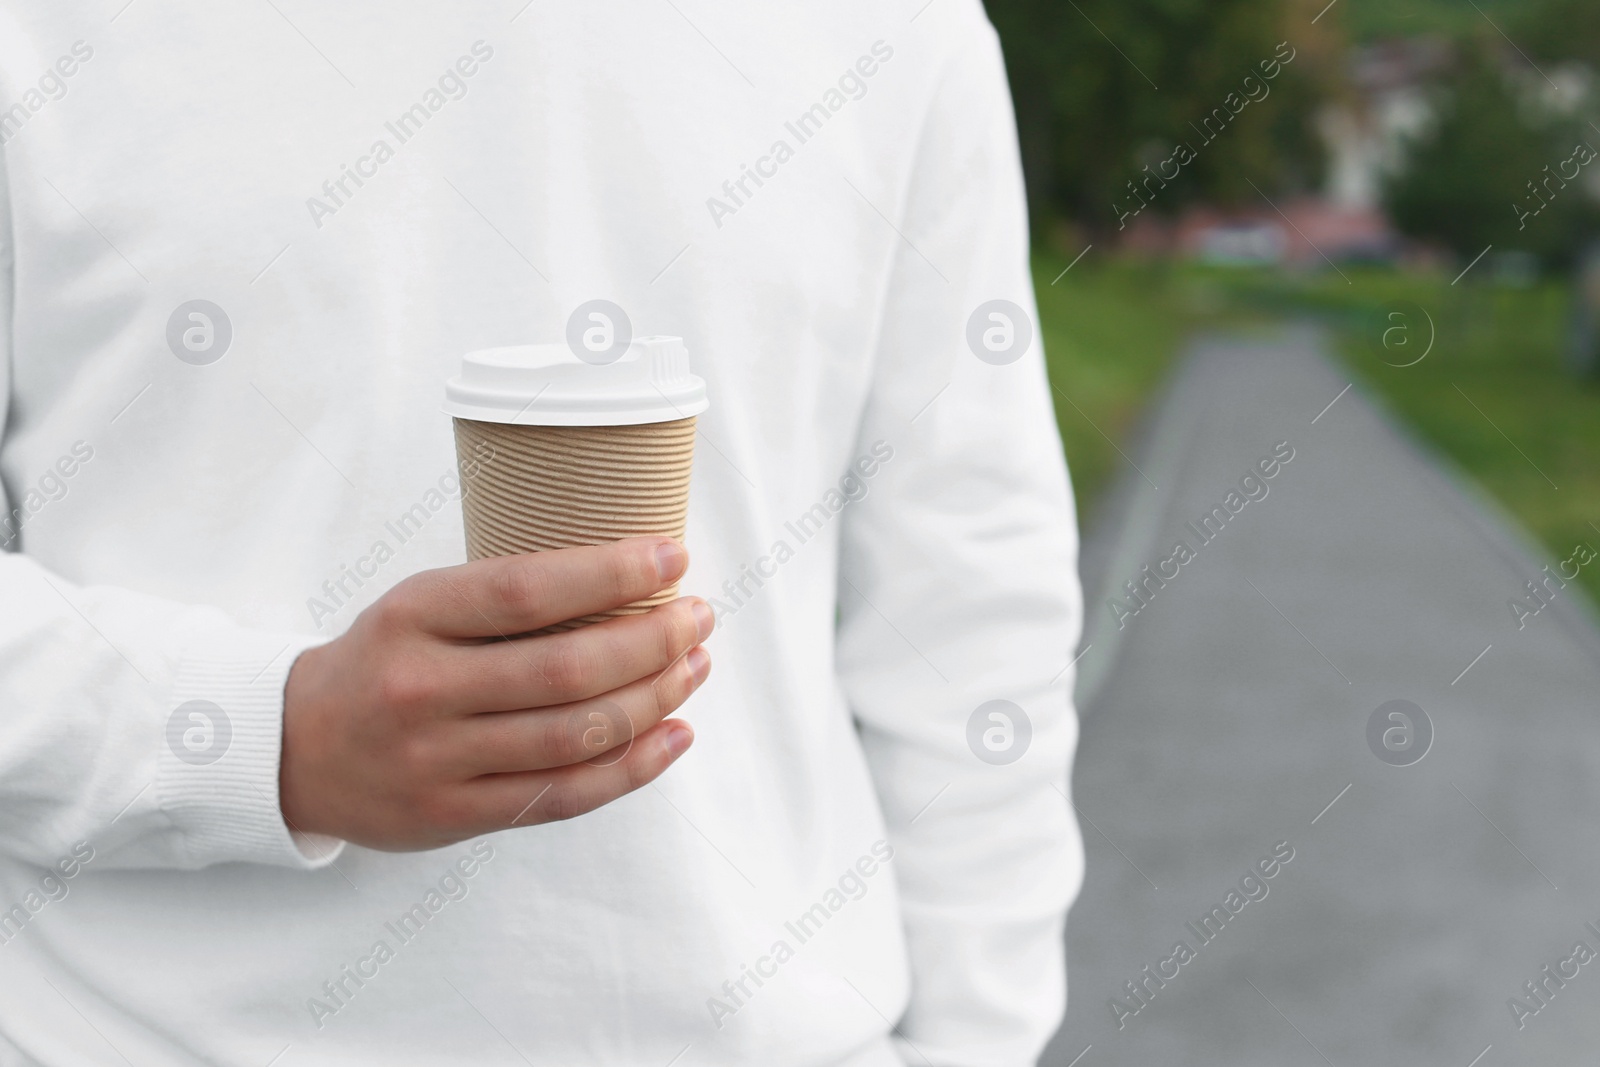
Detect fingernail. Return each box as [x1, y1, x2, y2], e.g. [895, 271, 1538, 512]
[686, 646, 711, 686]
[665, 723, 694, 758]
[655, 541, 688, 583]
[690, 599, 714, 641]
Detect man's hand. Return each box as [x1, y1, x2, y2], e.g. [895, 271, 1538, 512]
[279, 537, 710, 851]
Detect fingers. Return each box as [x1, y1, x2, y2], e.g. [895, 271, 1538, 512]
[443, 646, 710, 775]
[445, 595, 714, 714]
[464, 719, 695, 832]
[394, 537, 689, 639]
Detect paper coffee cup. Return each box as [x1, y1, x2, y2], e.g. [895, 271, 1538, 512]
[443, 336, 709, 632]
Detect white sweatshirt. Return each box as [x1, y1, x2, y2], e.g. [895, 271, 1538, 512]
[0, 3, 1083, 1064]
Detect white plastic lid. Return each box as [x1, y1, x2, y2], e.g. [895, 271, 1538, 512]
[442, 336, 709, 426]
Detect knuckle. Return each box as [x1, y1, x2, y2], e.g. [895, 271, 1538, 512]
[655, 609, 687, 664]
[537, 710, 582, 766]
[539, 639, 596, 696]
[492, 561, 547, 613]
[623, 746, 660, 793]
[377, 661, 435, 712]
[593, 701, 635, 752]
[418, 789, 474, 835]
[608, 543, 654, 602]
[369, 581, 416, 633]
[541, 785, 590, 823]
[395, 733, 438, 781]
[652, 666, 691, 717]
[672, 599, 701, 651]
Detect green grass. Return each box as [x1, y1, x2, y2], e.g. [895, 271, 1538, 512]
[1033, 250, 1600, 603]
[1033, 256, 1230, 512]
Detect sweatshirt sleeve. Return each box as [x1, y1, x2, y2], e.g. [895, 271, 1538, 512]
[0, 147, 343, 873]
[834, 10, 1085, 1064]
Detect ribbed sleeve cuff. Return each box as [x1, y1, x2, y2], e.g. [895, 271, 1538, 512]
[156, 625, 347, 870]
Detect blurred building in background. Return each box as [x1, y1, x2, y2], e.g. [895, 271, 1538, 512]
[986, 0, 1600, 275]
[1120, 201, 1395, 266]
[1319, 37, 1450, 212]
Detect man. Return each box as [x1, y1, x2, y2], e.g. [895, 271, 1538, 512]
[0, 2, 1082, 1063]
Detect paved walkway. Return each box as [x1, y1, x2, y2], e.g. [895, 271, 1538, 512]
[1042, 328, 1600, 1065]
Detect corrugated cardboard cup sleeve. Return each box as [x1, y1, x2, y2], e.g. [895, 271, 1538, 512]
[453, 415, 696, 634]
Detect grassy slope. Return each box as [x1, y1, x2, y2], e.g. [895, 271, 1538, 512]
[1033, 256, 1217, 514]
[1032, 249, 1600, 603]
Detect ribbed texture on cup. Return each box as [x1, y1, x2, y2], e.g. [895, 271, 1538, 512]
[453, 416, 696, 633]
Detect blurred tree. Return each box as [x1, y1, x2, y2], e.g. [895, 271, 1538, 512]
[1384, 41, 1598, 266]
[1339, 0, 1519, 44]
[983, 0, 1338, 238]
[1514, 0, 1600, 66]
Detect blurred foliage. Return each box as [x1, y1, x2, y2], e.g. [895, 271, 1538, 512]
[985, 0, 1600, 258]
[982, 0, 1341, 232]
[1514, 0, 1600, 65]
[1338, 0, 1517, 44]
[1384, 41, 1600, 265]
